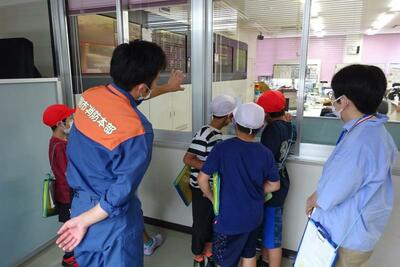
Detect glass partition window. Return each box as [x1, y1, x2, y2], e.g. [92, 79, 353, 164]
[301, 0, 400, 146]
[65, 0, 400, 146]
[67, 1, 192, 133]
[152, 30, 187, 72]
[77, 15, 117, 74]
[128, 1, 192, 133]
[212, 0, 304, 134]
[76, 14, 142, 74]
[0, 1, 55, 78]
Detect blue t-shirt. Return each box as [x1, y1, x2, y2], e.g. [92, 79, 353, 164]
[202, 137, 279, 235]
[261, 120, 296, 207]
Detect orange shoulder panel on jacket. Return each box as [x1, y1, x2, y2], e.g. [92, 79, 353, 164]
[74, 85, 145, 150]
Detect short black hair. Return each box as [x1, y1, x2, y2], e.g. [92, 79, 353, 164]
[331, 64, 387, 114]
[269, 109, 285, 118]
[236, 123, 261, 136]
[110, 40, 167, 91]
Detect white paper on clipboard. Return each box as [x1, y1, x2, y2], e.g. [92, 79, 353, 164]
[294, 219, 338, 267]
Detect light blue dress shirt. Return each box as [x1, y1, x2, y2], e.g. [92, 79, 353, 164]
[313, 114, 398, 252]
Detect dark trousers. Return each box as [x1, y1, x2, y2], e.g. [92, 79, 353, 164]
[191, 187, 214, 255]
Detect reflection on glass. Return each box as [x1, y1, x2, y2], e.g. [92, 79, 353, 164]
[217, 44, 233, 73]
[236, 48, 247, 73]
[302, 0, 400, 123]
[212, 0, 304, 135]
[78, 15, 116, 74]
[78, 14, 141, 74]
[152, 30, 187, 72]
[127, 1, 192, 132]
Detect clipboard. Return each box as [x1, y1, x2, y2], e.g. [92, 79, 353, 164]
[294, 218, 338, 267]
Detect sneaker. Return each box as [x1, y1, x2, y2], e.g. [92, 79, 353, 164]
[62, 256, 76, 266]
[256, 257, 269, 267]
[144, 234, 163, 256]
[193, 260, 205, 267]
[206, 256, 216, 267]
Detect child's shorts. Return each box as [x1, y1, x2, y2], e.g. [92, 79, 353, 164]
[262, 207, 283, 249]
[213, 229, 258, 267]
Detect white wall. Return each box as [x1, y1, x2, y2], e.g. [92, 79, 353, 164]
[139, 146, 400, 267]
[0, 0, 54, 77]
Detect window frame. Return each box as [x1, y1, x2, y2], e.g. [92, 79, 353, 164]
[52, 0, 400, 155]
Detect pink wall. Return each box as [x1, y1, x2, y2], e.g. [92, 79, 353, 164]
[308, 37, 345, 81]
[256, 36, 345, 81]
[361, 34, 400, 71]
[256, 34, 400, 81]
[255, 37, 300, 77]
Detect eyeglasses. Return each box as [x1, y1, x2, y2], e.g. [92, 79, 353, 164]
[331, 95, 344, 103]
[328, 92, 335, 101]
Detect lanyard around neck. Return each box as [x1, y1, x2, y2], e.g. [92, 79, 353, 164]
[336, 115, 374, 145]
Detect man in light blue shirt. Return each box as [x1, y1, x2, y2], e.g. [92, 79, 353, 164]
[306, 64, 398, 267]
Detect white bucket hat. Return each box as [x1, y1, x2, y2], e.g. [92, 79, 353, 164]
[211, 95, 237, 117]
[233, 102, 265, 130]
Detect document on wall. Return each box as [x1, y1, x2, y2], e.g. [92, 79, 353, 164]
[294, 219, 338, 267]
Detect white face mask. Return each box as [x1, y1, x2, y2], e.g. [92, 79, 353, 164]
[63, 120, 73, 134]
[137, 85, 152, 101]
[331, 95, 345, 119]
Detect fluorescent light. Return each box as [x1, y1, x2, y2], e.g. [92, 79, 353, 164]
[315, 30, 326, 37]
[365, 28, 378, 35]
[372, 13, 396, 29]
[311, 17, 324, 32]
[390, 0, 400, 12]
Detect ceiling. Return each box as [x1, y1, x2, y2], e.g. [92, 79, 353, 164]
[222, 0, 400, 37]
[5, 0, 397, 39]
[141, 0, 400, 38]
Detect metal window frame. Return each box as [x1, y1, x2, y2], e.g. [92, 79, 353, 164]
[48, 0, 74, 107]
[68, 16, 84, 95]
[294, 0, 312, 155]
[122, 0, 199, 145]
[116, 0, 129, 44]
[154, 0, 213, 146]
[50, 0, 312, 152]
[151, 0, 212, 146]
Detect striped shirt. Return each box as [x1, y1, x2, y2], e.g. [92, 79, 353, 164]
[187, 125, 222, 188]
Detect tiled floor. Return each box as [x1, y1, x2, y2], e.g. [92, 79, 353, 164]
[20, 225, 294, 267]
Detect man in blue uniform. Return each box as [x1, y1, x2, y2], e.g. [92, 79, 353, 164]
[56, 40, 182, 267]
[306, 65, 398, 267]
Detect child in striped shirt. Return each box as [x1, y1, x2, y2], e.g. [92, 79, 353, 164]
[183, 95, 237, 267]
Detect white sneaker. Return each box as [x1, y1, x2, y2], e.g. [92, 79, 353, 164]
[144, 234, 163, 256]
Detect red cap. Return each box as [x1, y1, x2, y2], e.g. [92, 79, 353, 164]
[256, 90, 286, 113]
[43, 104, 75, 127]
